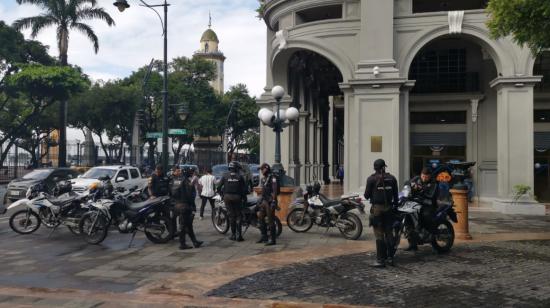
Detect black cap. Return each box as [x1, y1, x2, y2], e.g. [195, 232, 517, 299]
[373, 159, 387, 170]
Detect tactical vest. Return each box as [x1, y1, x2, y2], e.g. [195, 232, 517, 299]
[222, 172, 242, 195]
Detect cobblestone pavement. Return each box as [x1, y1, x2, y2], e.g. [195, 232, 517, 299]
[209, 240, 550, 307]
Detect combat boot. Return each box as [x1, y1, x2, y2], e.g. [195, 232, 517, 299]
[229, 221, 237, 241]
[371, 240, 387, 268]
[265, 224, 277, 246]
[236, 223, 244, 242]
[257, 221, 268, 243]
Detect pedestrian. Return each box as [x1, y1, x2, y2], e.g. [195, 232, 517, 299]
[218, 162, 247, 241]
[336, 165, 344, 185]
[148, 164, 170, 198]
[173, 166, 203, 250]
[257, 163, 279, 246]
[198, 168, 216, 220]
[364, 159, 399, 267]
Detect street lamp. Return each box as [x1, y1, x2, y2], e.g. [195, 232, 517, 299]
[114, 0, 171, 172]
[258, 85, 299, 178]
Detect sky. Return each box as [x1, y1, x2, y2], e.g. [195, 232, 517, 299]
[0, 0, 267, 141]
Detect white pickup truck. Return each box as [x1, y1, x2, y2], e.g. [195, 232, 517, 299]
[71, 165, 148, 194]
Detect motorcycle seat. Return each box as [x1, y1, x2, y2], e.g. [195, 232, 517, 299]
[245, 196, 258, 207]
[47, 195, 77, 206]
[127, 197, 165, 211]
[319, 194, 341, 207]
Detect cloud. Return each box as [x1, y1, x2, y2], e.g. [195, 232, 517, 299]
[0, 0, 267, 96]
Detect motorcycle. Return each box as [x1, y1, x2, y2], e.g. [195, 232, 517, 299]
[78, 187, 174, 246]
[390, 184, 458, 254]
[7, 182, 91, 236]
[211, 194, 283, 238]
[287, 183, 365, 240]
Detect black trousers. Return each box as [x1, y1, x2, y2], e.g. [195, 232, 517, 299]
[199, 196, 215, 217]
[178, 206, 197, 245]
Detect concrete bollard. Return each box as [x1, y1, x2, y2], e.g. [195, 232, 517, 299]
[450, 188, 472, 240]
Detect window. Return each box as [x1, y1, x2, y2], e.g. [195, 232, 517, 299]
[413, 0, 488, 13]
[411, 111, 467, 124]
[410, 48, 479, 93]
[116, 170, 129, 180]
[534, 52, 550, 91]
[296, 5, 342, 25]
[130, 168, 140, 178]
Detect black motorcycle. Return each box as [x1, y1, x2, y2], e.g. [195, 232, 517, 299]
[211, 194, 283, 238]
[78, 187, 173, 246]
[287, 183, 365, 240]
[391, 184, 458, 253]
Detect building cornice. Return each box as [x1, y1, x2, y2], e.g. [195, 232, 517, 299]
[489, 76, 543, 89]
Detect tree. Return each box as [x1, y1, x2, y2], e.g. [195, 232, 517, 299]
[14, 0, 116, 167]
[1, 64, 88, 166]
[223, 84, 260, 159]
[14, 106, 58, 168]
[487, 0, 550, 54]
[69, 81, 140, 163]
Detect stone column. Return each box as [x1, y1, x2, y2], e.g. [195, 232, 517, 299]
[307, 117, 316, 183]
[399, 82, 415, 185]
[328, 96, 335, 180]
[490, 76, 541, 205]
[298, 111, 308, 185]
[317, 123, 324, 182]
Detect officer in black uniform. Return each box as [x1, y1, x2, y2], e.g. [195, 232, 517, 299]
[364, 159, 399, 268]
[173, 166, 203, 250]
[148, 164, 170, 198]
[218, 162, 247, 241]
[406, 167, 439, 251]
[257, 163, 279, 246]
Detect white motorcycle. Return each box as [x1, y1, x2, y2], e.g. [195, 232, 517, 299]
[7, 183, 90, 235]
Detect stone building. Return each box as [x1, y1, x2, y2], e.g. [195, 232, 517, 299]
[257, 0, 550, 206]
[194, 17, 225, 94]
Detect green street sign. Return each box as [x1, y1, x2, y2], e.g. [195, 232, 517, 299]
[146, 132, 163, 139]
[169, 129, 187, 135]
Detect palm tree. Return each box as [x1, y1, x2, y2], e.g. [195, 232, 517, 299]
[13, 0, 115, 167]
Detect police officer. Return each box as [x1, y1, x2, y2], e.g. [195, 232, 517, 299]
[406, 167, 439, 251]
[364, 159, 399, 268]
[257, 163, 279, 246]
[148, 164, 170, 198]
[173, 166, 203, 250]
[218, 162, 247, 241]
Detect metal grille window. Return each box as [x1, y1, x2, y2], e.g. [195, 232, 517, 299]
[413, 0, 488, 13]
[535, 110, 550, 123]
[534, 52, 550, 91]
[411, 111, 467, 124]
[410, 49, 479, 93]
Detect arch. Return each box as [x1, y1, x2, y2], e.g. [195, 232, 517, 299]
[270, 39, 354, 84]
[398, 24, 514, 77]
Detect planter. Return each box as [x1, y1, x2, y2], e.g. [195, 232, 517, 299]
[254, 186, 299, 224]
[492, 199, 546, 216]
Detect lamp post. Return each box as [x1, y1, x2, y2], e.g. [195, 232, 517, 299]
[75, 139, 81, 167]
[114, 0, 170, 172]
[258, 86, 299, 178]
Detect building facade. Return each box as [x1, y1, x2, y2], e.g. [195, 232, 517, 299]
[257, 0, 550, 205]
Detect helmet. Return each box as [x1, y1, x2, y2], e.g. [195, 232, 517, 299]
[228, 161, 241, 172]
[313, 182, 321, 194]
[259, 163, 271, 173]
[182, 166, 194, 177]
[373, 159, 387, 171]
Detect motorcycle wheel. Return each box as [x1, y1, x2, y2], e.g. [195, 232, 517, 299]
[212, 207, 230, 234]
[39, 208, 58, 228]
[144, 211, 173, 244]
[337, 212, 363, 240]
[79, 212, 109, 245]
[431, 220, 455, 253]
[286, 208, 313, 233]
[9, 209, 41, 234]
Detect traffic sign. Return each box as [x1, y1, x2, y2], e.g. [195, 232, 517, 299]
[146, 132, 163, 139]
[168, 129, 187, 135]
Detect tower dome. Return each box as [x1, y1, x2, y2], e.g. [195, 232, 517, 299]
[194, 12, 225, 94]
[200, 28, 219, 43]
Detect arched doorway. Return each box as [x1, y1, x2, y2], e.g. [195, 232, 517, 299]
[284, 50, 344, 185]
[407, 35, 498, 201]
[533, 51, 550, 203]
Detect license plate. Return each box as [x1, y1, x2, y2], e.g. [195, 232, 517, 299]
[9, 190, 20, 196]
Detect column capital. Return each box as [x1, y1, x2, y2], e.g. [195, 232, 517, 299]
[489, 76, 542, 89]
[340, 78, 414, 94]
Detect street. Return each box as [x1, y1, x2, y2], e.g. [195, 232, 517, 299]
[0, 193, 550, 307]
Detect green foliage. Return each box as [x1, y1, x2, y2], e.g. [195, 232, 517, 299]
[256, 0, 267, 18]
[512, 184, 532, 204]
[487, 0, 550, 54]
[223, 84, 260, 156]
[13, 0, 115, 65]
[69, 80, 140, 162]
